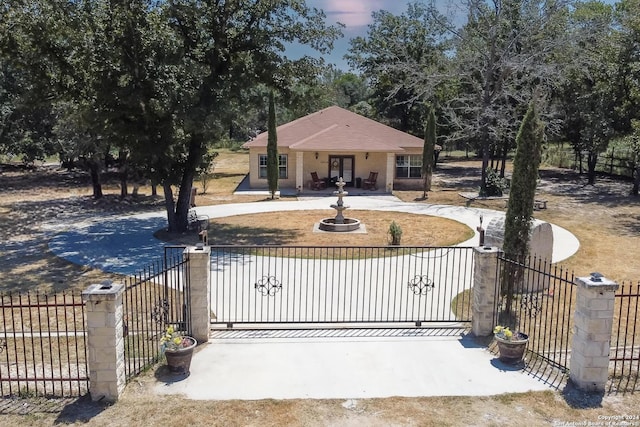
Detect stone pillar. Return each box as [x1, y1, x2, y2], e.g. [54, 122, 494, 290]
[385, 153, 394, 192]
[472, 246, 500, 337]
[296, 151, 304, 193]
[570, 275, 618, 391]
[186, 245, 211, 343]
[82, 282, 126, 402]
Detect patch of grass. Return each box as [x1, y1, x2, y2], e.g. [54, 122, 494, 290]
[155, 210, 475, 259]
[451, 288, 472, 320]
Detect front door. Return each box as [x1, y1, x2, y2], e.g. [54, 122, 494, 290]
[328, 155, 354, 186]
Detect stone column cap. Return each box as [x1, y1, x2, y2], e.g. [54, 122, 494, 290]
[575, 275, 618, 292]
[473, 246, 501, 254]
[185, 244, 211, 255]
[82, 282, 125, 301]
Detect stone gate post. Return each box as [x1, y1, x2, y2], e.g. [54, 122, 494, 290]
[570, 274, 618, 391]
[472, 246, 501, 337]
[185, 245, 211, 343]
[82, 282, 126, 402]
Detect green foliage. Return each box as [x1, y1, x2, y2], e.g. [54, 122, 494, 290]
[502, 101, 544, 315]
[1, 0, 341, 230]
[346, 2, 450, 134]
[388, 221, 403, 245]
[504, 101, 543, 259]
[558, 1, 618, 185]
[196, 152, 218, 195]
[211, 137, 245, 151]
[480, 167, 508, 197]
[541, 144, 572, 169]
[267, 92, 278, 199]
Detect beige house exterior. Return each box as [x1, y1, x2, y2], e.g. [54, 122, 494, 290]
[242, 105, 429, 193]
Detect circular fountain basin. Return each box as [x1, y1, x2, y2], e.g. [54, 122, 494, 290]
[318, 218, 361, 232]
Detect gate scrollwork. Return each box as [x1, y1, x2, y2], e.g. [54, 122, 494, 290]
[408, 275, 435, 295]
[151, 298, 170, 324]
[255, 276, 282, 296]
[520, 292, 543, 316]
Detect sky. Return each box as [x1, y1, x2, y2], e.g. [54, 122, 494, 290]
[287, 0, 420, 71]
[289, 0, 619, 72]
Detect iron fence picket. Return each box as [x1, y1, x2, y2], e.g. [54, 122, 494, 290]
[610, 281, 640, 392]
[0, 291, 88, 397]
[122, 246, 190, 380]
[495, 254, 576, 378]
[210, 246, 474, 328]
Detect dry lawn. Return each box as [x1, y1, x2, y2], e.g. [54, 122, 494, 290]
[1, 152, 640, 425]
[157, 210, 474, 247]
[394, 161, 640, 282]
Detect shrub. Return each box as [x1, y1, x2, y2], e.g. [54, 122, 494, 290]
[481, 167, 508, 197]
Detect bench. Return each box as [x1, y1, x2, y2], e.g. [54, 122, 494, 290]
[534, 199, 548, 210]
[188, 209, 210, 232]
[459, 192, 507, 207]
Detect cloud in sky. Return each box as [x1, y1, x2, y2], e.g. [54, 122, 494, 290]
[322, 0, 387, 28]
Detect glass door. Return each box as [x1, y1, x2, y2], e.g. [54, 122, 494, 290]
[328, 156, 354, 186]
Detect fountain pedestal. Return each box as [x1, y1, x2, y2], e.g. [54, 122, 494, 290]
[318, 178, 361, 232]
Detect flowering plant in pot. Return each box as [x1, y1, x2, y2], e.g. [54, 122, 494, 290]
[161, 326, 197, 375]
[493, 325, 529, 365]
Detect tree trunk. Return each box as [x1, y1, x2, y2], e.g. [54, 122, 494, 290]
[500, 144, 508, 177]
[165, 136, 204, 232]
[481, 146, 490, 196]
[163, 183, 176, 230]
[587, 151, 598, 185]
[632, 165, 640, 196]
[87, 159, 103, 199]
[479, 39, 498, 197]
[119, 150, 128, 199]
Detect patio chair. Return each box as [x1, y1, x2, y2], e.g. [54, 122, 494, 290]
[310, 172, 326, 190]
[362, 171, 378, 190]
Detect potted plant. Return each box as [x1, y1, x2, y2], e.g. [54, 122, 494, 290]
[493, 325, 529, 365]
[161, 326, 197, 375]
[388, 221, 402, 245]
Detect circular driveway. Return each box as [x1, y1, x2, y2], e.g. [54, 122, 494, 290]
[47, 195, 579, 275]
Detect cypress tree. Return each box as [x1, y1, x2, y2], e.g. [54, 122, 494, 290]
[502, 100, 544, 318]
[422, 106, 436, 199]
[266, 92, 278, 199]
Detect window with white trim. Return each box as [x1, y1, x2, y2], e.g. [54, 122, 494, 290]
[395, 155, 422, 178]
[258, 154, 288, 179]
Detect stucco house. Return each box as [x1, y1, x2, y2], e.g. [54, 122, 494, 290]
[242, 105, 432, 193]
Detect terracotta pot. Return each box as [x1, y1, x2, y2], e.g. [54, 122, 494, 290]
[164, 336, 197, 375]
[495, 333, 529, 364]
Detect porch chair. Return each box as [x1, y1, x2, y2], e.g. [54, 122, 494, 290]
[309, 172, 326, 190]
[362, 171, 378, 190]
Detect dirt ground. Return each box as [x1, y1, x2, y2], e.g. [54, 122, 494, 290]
[1, 154, 640, 426]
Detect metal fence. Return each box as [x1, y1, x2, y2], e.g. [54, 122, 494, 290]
[210, 245, 474, 328]
[610, 281, 640, 392]
[579, 148, 637, 179]
[496, 255, 576, 383]
[122, 246, 190, 380]
[0, 291, 88, 397]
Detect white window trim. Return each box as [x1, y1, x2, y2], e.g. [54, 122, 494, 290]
[258, 154, 288, 179]
[395, 154, 422, 179]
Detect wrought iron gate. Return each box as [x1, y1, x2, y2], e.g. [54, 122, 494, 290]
[210, 246, 474, 328]
[495, 254, 575, 380]
[122, 246, 190, 379]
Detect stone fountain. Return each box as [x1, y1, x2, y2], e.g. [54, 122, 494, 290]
[318, 177, 361, 232]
